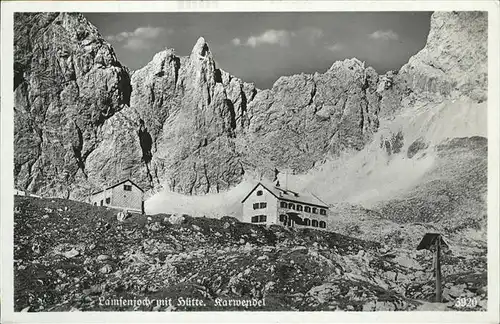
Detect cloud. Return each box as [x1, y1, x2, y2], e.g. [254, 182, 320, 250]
[232, 27, 325, 48]
[231, 27, 324, 48]
[247, 29, 291, 47]
[369, 29, 399, 41]
[106, 26, 171, 51]
[326, 43, 344, 52]
[233, 29, 291, 48]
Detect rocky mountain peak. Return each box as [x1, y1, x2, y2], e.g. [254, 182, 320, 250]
[190, 36, 212, 60]
[328, 58, 365, 73]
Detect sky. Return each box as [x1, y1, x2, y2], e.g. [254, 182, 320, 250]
[85, 12, 432, 89]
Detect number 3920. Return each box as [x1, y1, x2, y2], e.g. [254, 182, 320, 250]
[454, 297, 478, 308]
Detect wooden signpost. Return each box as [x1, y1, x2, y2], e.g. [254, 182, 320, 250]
[417, 233, 449, 303]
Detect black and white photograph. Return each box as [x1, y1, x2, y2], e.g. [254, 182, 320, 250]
[1, 1, 499, 323]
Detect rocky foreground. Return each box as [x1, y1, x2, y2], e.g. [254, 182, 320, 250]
[14, 196, 487, 312]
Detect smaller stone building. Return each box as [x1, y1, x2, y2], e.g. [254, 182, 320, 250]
[89, 179, 144, 214]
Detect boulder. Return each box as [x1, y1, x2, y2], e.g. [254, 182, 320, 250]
[168, 214, 185, 225]
[99, 264, 113, 274]
[306, 283, 341, 304]
[443, 283, 467, 300]
[63, 248, 80, 258]
[384, 271, 397, 281]
[96, 254, 110, 262]
[116, 210, 131, 222]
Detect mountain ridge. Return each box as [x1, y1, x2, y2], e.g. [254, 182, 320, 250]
[14, 11, 487, 203]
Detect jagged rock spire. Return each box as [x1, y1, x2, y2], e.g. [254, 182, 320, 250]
[190, 36, 212, 61]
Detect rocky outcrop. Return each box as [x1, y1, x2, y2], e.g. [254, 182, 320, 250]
[14, 13, 132, 198]
[13, 12, 384, 196]
[83, 106, 150, 194]
[353, 12, 488, 248]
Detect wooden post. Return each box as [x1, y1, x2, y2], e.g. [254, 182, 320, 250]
[435, 236, 442, 302]
[417, 233, 448, 303]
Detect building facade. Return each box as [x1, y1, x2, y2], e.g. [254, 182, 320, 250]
[89, 179, 144, 214]
[14, 188, 41, 198]
[241, 182, 329, 229]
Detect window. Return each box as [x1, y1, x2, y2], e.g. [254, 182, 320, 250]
[253, 202, 267, 210]
[312, 207, 318, 214]
[297, 205, 303, 211]
[304, 206, 311, 213]
[251, 215, 267, 223]
[94, 202, 97, 206]
[105, 198, 110, 204]
[124, 184, 132, 191]
[312, 220, 319, 227]
[288, 203, 295, 210]
[320, 209, 326, 215]
[280, 201, 287, 208]
[256, 190, 263, 196]
[279, 214, 286, 222]
[319, 221, 326, 228]
[304, 218, 311, 226]
[100, 200, 103, 206]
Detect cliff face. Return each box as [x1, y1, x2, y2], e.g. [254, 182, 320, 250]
[399, 11, 487, 103]
[377, 11, 487, 118]
[14, 13, 132, 198]
[244, 59, 380, 177]
[14, 11, 487, 198]
[369, 12, 488, 237]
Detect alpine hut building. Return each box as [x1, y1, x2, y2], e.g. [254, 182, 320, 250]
[241, 182, 330, 229]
